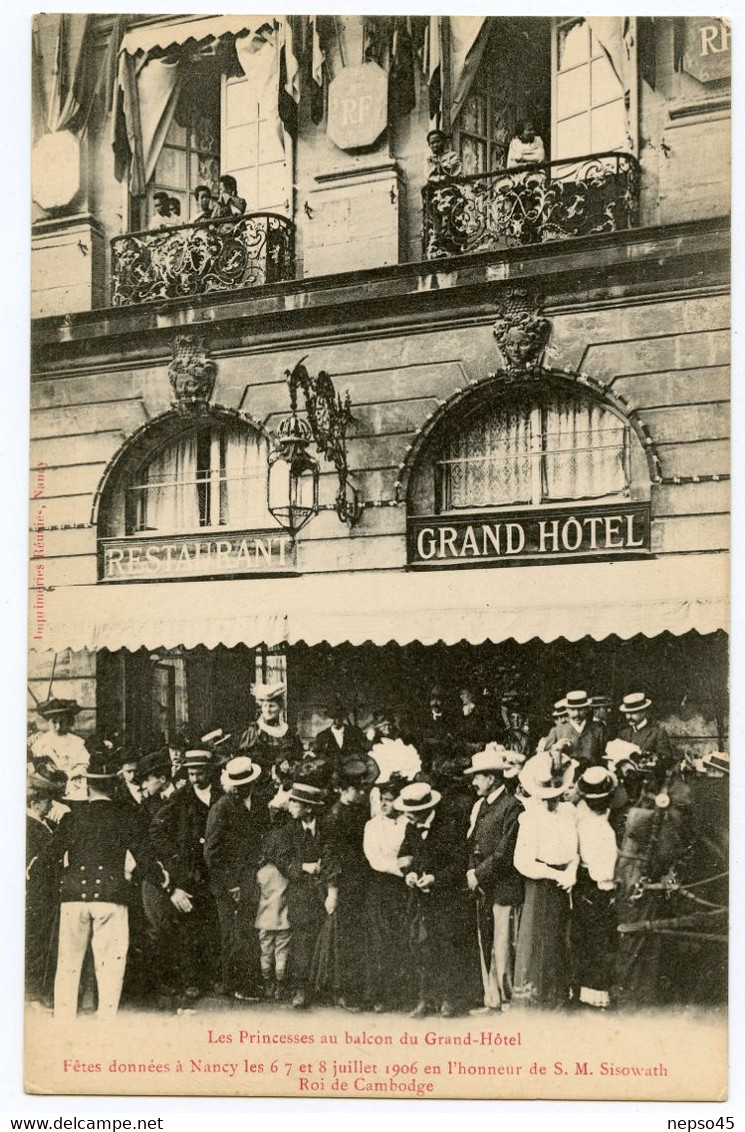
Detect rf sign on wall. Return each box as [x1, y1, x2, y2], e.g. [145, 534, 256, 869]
[327, 62, 388, 151]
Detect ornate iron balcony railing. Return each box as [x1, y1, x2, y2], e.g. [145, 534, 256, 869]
[422, 151, 641, 260]
[111, 212, 295, 307]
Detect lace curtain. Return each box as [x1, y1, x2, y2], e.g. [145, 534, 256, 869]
[543, 399, 626, 500]
[442, 395, 627, 509]
[142, 432, 200, 532]
[138, 425, 269, 532]
[445, 406, 532, 508]
[222, 426, 270, 527]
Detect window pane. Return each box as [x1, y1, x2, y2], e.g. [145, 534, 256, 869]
[226, 77, 260, 127]
[557, 66, 590, 121]
[191, 152, 219, 193]
[191, 110, 220, 155]
[591, 54, 623, 107]
[257, 161, 289, 211]
[225, 123, 259, 173]
[155, 146, 187, 189]
[460, 134, 487, 175]
[542, 398, 627, 501]
[137, 433, 200, 533]
[257, 117, 286, 163]
[440, 406, 532, 509]
[591, 100, 627, 152]
[459, 93, 485, 136]
[559, 19, 589, 71]
[555, 113, 591, 160]
[166, 119, 187, 146]
[222, 427, 270, 527]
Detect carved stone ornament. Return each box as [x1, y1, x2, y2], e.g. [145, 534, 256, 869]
[492, 289, 551, 373]
[168, 334, 217, 408]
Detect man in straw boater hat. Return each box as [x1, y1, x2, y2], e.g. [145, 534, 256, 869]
[267, 780, 329, 1009]
[543, 690, 606, 768]
[397, 781, 470, 1018]
[616, 691, 675, 780]
[26, 762, 67, 1004]
[464, 744, 525, 1015]
[30, 696, 89, 801]
[50, 739, 172, 1021]
[149, 746, 222, 1005]
[204, 755, 268, 1001]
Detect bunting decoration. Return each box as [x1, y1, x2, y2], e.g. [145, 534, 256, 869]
[278, 15, 301, 139]
[426, 15, 442, 127]
[310, 15, 326, 125]
[388, 16, 416, 120]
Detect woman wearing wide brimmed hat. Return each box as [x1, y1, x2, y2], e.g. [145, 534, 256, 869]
[239, 683, 304, 791]
[30, 697, 89, 801]
[571, 767, 619, 1009]
[512, 750, 579, 1009]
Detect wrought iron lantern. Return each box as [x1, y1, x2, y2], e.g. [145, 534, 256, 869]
[267, 412, 320, 534]
[269, 357, 363, 532]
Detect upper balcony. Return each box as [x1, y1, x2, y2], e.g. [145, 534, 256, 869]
[422, 151, 640, 260]
[111, 213, 295, 308]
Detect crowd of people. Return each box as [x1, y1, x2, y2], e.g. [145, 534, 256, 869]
[26, 680, 728, 1023]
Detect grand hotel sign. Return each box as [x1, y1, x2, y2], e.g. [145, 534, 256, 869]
[408, 503, 651, 569]
[100, 530, 296, 582]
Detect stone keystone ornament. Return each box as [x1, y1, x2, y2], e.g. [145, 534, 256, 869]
[492, 289, 552, 373]
[327, 62, 388, 151]
[168, 334, 217, 408]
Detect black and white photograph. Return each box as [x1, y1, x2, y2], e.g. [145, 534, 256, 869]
[24, 10, 730, 1100]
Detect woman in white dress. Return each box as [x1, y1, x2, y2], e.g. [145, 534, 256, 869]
[513, 747, 579, 1008]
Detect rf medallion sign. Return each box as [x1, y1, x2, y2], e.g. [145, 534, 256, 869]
[327, 62, 388, 150]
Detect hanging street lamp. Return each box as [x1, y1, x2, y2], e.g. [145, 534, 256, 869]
[267, 411, 320, 534]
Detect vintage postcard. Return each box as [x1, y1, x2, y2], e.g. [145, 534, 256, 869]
[26, 12, 730, 1100]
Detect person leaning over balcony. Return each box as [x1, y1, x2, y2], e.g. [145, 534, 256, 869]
[193, 184, 215, 223]
[506, 121, 546, 168]
[211, 175, 247, 219]
[149, 191, 178, 229]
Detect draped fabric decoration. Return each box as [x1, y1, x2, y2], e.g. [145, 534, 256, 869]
[425, 15, 443, 127]
[449, 17, 489, 128]
[234, 24, 281, 123]
[141, 433, 200, 534]
[222, 428, 271, 529]
[444, 406, 532, 509]
[32, 14, 91, 140]
[114, 51, 182, 198]
[278, 16, 302, 141]
[542, 399, 627, 502]
[310, 16, 327, 124]
[388, 16, 417, 120]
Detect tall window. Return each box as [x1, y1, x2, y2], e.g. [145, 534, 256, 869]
[128, 422, 271, 534]
[222, 72, 290, 214]
[147, 106, 220, 226]
[554, 19, 628, 158]
[437, 392, 630, 511]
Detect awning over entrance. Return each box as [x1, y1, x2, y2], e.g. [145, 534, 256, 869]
[30, 555, 729, 654]
[119, 16, 274, 58]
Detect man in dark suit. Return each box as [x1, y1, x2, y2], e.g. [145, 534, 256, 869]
[311, 696, 369, 777]
[268, 781, 328, 1009]
[26, 762, 67, 1004]
[464, 745, 524, 1014]
[149, 748, 222, 1002]
[204, 756, 268, 1001]
[617, 692, 675, 784]
[397, 781, 469, 1018]
[414, 684, 458, 774]
[543, 690, 605, 767]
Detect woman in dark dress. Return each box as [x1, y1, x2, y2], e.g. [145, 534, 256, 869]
[239, 682, 304, 803]
[362, 774, 412, 1011]
[311, 760, 372, 1011]
[571, 766, 619, 1009]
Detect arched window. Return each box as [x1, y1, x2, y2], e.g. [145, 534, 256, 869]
[407, 382, 650, 518]
[437, 389, 629, 512]
[118, 418, 271, 536]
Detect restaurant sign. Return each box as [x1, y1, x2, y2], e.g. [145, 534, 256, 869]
[408, 503, 650, 569]
[100, 530, 296, 582]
